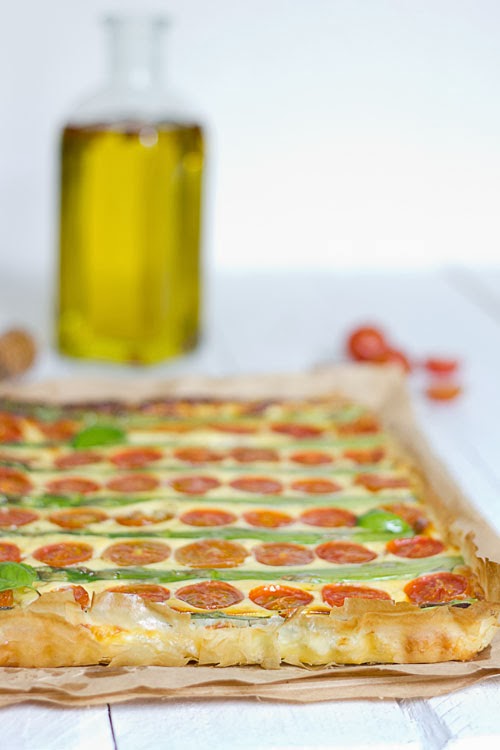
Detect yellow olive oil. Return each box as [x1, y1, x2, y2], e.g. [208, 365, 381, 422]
[57, 122, 204, 364]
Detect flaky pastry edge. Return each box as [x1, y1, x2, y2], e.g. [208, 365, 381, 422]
[0, 591, 498, 669]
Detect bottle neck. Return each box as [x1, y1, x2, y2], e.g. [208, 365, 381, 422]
[106, 17, 167, 92]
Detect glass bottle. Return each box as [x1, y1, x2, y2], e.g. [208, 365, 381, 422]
[57, 16, 204, 364]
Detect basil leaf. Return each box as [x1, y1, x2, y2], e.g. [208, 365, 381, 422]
[72, 424, 125, 448]
[357, 509, 413, 535]
[0, 562, 38, 591]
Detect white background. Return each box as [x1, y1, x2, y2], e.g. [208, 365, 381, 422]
[1, 0, 500, 282]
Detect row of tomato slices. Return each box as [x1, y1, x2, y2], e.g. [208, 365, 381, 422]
[0, 502, 428, 532]
[0, 414, 381, 443]
[0, 536, 445, 570]
[43, 445, 388, 470]
[0, 466, 410, 498]
[0, 573, 472, 611]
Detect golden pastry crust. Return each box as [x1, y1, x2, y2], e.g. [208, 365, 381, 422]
[0, 591, 497, 669]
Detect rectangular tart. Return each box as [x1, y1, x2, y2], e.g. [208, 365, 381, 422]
[0, 374, 498, 668]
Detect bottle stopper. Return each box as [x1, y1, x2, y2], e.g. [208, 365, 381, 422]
[0, 329, 37, 379]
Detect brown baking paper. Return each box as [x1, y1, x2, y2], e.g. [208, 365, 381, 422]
[0, 363, 499, 705]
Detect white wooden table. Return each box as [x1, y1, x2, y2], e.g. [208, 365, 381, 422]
[1, 268, 500, 750]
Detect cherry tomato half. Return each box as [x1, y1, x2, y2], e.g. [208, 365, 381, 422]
[425, 383, 462, 402]
[424, 357, 459, 375]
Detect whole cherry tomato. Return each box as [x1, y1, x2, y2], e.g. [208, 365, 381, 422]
[347, 326, 387, 362]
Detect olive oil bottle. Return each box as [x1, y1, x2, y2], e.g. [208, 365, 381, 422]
[57, 17, 204, 364]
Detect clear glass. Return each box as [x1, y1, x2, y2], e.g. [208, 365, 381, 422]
[57, 16, 204, 364]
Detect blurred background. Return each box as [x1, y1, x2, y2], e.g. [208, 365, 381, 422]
[1, 0, 500, 379]
[2, 0, 500, 282]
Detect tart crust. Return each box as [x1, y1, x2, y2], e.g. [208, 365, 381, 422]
[0, 591, 497, 668]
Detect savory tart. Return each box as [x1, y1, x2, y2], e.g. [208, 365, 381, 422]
[0, 393, 497, 668]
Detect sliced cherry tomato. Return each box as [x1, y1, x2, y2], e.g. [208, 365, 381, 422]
[300, 507, 356, 528]
[54, 451, 103, 469]
[45, 477, 100, 495]
[0, 414, 23, 443]
[229, 477, 283, 495]
[0, 542, 21, 562]
[355, 474, 410, 492]
[175, 581, 244, 610]
[180, 508, 237, 527]
[71, 585, 91, 608]
[210, 423, 257, 434]
[424, 358, 459, 375]
[337, 415, 380, 435]
[0, 590, 14, 607]
[169, 476, 221, 495]
[347, 326, 388, 362]
[249, 584, 313, 611]
[173, 447, 224, 464]
[243, 509, 293, 528]
[33, 542, 93, 567]
[48, 508, 107, 529]
[315, 541, 377, 564]
[110, 447, 163, 469]
[0, 508, 38, 528]
[0, 467, 33, 495]
[36, 419, 78, 441]
[230, 448, 280, 463]
[290, 478, 341, 495]
[322, 584, 391, 607]
[253, 543, 314, 567]
[106, 474, 159, 493]
[102, 540, 170, 566]
[271, 423, 324, 438]
[375, 348, 411, 372]
[107, 584, 170, 602]
[386, 536, 444, 559]
[343, 448, 386, 464]
[404, 572, 469, 605]
[289, 451, 332, 466]
[175, 539, 248, 568]
[58, 585, 91, 609]
[115, 509, 173, 526]
[425, 383, 462, 401]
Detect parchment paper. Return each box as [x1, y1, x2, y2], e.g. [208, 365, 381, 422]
[0, 363, 499, 704]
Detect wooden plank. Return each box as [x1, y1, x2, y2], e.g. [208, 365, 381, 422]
[428, 676, 500, 749]
[0, 703, 115, 750]
[110, 699, 421, 750]
[444, 266, 500, 327]
[398, 698, 451, 750]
